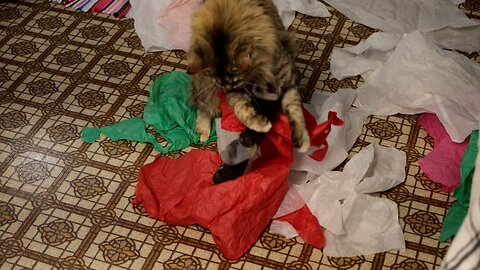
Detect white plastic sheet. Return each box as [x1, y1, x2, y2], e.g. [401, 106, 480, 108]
[353, 31, 480, 143]
[272, 144, 407, 257]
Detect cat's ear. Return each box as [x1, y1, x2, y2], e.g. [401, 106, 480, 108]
[187, 51, 203, 75]
[236, 50, 252, 72]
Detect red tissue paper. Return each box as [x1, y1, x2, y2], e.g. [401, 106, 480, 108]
[418, 113, 469, 192]
[133, 94, 339, 259]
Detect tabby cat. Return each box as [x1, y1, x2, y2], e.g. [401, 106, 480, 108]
[187, 0, 310, 157]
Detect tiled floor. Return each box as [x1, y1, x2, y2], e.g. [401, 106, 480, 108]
[1, 0, 479, 269]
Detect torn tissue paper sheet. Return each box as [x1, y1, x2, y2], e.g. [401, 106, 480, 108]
[418, 113, 469, 193]
[353, 31, 480, 143]
[273, 144, 407, 257]
[274, 0, 331, 27]
[130, 0, 330, 52]
[129, 0, 202, 51]
[324, 0, 476, 33]
[331, 32, 403, 80]
[290, 89, 370, 176]
[428, 24, 480, 53]
[325, 0, 479, 52]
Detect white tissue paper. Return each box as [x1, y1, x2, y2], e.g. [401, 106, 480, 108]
[273, 0, 331, 27]
[214, 119, 254, 166]
[325, 0, 480, 53]
[129, 0, 194, 51]
[324, 0, 477, 32]
[273, 144, 407, 257]
[427, 25, 480, 53]
[331, 32, 403, 80]
[290, 89, 370, 176]
[353, 31, 480, 143]
[130, 0, 331, 52]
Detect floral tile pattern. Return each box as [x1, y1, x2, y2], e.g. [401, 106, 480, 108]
[0, 0, 479, 269]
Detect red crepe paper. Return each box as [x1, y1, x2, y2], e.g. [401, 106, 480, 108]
[133, 93, 339, 259]
[274, 205, 325, 249]
[306, 111, 344, 161]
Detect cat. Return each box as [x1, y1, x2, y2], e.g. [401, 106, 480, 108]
[187, 0, 310, 182]
[188, 0, 310, 149]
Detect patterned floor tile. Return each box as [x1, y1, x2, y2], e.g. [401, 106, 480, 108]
[1, 0, 480, 269]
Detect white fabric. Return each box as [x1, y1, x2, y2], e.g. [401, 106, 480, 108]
[353, 31, 480, 143]
[290, 89, 370, 176]
[442, 123, 480, 270]
[272, 144, 407, 257]
[324, 0, 479, 52]
[441, 199, 480, 270]
[130, 0, 331, 52]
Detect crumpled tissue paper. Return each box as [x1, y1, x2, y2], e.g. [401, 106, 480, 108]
[134, 83, 348, 258]
[353, 31, 480, 143]
[290, 89, 370, 176]
[129, 0, 201, 51]
[324, 0, 476, 33]
[418, 113, 469, 192]
[325, 0, 480, 52]
[130, 0, 331, 52]
[330, 32, 403, 80]
[272, 144, 407, 257]
[81, 71, 216, 153]
[274, 0, 330, 27]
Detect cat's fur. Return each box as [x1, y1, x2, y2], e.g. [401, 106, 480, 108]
[188, 0, 310, 152]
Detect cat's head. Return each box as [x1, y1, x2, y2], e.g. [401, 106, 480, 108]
[187, 0, 278, 91]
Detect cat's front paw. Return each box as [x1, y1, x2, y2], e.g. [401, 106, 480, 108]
[196, 110, 211, 142]
[293, 126, 310, 153]
[246, 115, 272, 133]
[197, 129, 210, 142]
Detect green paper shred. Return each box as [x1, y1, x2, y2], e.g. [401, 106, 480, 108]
[81, 126, 101, 143]
[440, 130, 478, 242]
[80, 71, 216, 153]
